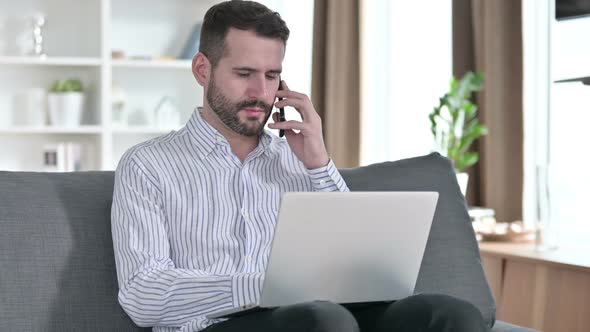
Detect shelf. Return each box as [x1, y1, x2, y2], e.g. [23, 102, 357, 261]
[0, 126, 103, 134]
[111, 59, 192, 69]
[0, 56, 102, 67]
[0, 57, 192, 69]
[112, 126, 180, 134]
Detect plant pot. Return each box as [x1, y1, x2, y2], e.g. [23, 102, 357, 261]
[456, 172, 469, 196]
[48, 92, 84, 127]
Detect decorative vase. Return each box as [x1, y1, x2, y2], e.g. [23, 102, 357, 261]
[456, 172, 469, 196]
[48, 92, 84, 127]
[154, 96, 180, 128]
[111, 83, 127, 127]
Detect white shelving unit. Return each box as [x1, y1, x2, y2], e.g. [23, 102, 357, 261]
[0, 126, 103, 134]
[0, 56, 103, 66]
[111, 59, 192, 69]
[0, 0, 217, 171]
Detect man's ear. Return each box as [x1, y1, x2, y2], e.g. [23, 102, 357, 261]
[192, 52, 210, 87]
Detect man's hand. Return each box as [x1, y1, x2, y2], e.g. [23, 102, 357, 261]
[268, 80, 330, 169]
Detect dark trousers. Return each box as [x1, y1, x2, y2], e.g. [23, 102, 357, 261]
[203, 294, 490, 332]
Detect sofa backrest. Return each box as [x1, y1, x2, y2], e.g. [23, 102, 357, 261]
[0, 152, 495, 330]
[0, 171, 149, 331]
[339, 153, 495, 326]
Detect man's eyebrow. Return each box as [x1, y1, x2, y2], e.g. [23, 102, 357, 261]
[233, 67, 282, 74]
[233, 67, 256, 72]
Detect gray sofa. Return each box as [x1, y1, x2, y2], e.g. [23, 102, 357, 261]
[0, 153, 536, 331]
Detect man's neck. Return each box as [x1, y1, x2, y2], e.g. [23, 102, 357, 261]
[201, 107, 259, 162]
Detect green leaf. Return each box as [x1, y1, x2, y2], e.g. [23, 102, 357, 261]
[48, 79, 84, 93]
[455, 152, 479, 172]
[463, 103, 477, 120]
[458, 124, 487, 152]
[431, 71, 487, 169]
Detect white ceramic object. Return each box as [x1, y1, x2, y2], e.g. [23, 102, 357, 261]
[155, 97, 180, 128]
[48, 92, 84, 127]
[456, 172, 469, 196]
[111, 83, 127, 126]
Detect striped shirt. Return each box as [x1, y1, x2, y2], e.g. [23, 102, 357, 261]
[111, 108, 349, 332]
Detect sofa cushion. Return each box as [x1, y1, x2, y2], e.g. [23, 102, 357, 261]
[339, 153, 496, 327]
[0, 171, 148, 331]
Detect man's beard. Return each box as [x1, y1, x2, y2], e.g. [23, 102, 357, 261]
[206, 77, 273, 137]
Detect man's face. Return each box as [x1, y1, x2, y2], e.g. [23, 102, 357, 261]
[206, 28, 285, 136]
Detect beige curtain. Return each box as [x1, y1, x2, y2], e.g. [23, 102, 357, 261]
[453, 0, 523, 222]
[311, 0, 361, 168]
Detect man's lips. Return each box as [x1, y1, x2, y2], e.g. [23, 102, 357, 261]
[241, 108, 265, 116]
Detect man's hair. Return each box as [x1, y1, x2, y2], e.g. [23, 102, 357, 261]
[199, 1, 290, 68]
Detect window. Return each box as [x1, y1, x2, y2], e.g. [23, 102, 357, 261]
[550, 17, 590, 247]
[360, 0, 452, 165]
[523, 0, 590, 248]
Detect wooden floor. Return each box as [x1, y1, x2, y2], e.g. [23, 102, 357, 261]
[479, 242, 590, 332]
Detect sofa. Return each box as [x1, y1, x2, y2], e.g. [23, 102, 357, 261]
[0, 152, 536, 331]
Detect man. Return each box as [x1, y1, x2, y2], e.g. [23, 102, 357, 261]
[112, 1, 489, 332]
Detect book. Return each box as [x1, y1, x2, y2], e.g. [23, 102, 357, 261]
[178, 22, 202, 59]
[43, 142, 88, 172]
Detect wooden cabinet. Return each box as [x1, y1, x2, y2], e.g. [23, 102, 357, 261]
[479, 242, 590, 332]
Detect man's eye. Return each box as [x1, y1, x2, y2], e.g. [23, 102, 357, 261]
[237, 73, 250, 78]
[266, 75, 278, 80]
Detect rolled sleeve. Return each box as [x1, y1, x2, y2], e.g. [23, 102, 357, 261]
[307, 159, 350, 192]
[231, 272, 265, 308]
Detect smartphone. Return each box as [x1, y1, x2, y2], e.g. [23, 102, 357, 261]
[277, 79, 286, 137]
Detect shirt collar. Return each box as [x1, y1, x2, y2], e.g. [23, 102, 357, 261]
[186, 107, 278, 159]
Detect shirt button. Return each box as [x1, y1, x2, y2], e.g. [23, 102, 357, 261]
[319, 180, 326, 185]
[216, 136, 223, 142]
[245, 256, 252, 263]
[242, 210, 249, 219]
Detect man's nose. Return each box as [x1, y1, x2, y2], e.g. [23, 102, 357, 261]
[246, 75, 269, 100]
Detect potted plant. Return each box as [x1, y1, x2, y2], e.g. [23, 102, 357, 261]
[47, 78, 85, 127]
[429, 71, 488, 195]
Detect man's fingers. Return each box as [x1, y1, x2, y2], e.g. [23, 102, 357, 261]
[275, 81, 306, 100]
[275, 80, 320, 124]
[268, 120, 306, 132]
[274, 98, 318, 121]
[274, 97, 306, 111]
[275, 89, 307, 101]
[283, 128, 298, 137]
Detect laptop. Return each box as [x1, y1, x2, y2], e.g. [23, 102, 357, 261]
[207, 191, 439, 319]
